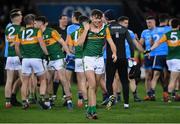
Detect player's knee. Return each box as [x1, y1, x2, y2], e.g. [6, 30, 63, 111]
[88, 83, 96, 90]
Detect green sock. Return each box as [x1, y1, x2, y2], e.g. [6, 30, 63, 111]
[40, 95, 45, 102]
[168, 92, 172, 96]
[84, 99, 88, 105]
[92, 106, 96, 113]
[6, 97, 11, 103]
[87, 106, 91, 113]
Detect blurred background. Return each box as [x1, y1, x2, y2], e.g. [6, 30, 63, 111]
[0, 0, 179, 84]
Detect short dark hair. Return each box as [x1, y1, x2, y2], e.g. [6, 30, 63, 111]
[10, 8, 21, 15]
[171, 18, 179, 28]
[10, 13, 21, 20]
[104, 9, 115, 20]
[10, 8, 21, 19]
[35, 16, 47, 24]
[91, 9, 103, 19]
[79, 16, 90, 24]
[72, 11, 82, 21]
[118, 16, 129, 22]
[159, 14, 169, 23]
[24, 14, 36, 25]
[146, 16, 156, 20]
[59, 14, 67, 19]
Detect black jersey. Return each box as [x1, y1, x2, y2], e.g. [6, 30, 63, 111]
[107, 21, 134, 60]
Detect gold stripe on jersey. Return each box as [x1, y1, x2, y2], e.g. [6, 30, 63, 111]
[7, 34, 18, 47]
[16, 29, 42, 45]
[106, 27, 112, 39]
[44, 30, 61, 46]
[159, 35, 180, 46]
[68, 36, 79, 46]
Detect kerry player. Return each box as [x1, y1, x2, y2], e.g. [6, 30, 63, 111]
[15, 14, 50, 109]
[34, 16, 73, 109]
[78, 9, 117, 119]
[4, 9, 23, 108]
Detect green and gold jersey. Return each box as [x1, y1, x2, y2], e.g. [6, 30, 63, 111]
[159, 30, 180, 60]
[68, 28, 83, 58]
[82, 24, 111, 57]
[5, 24, 22, 56]
[16, 27, 44, 58]
[43, 27, 65, 60]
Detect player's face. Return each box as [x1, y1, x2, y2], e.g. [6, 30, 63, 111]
[168, 19, 172, 26]
[91, 15, 102, 27]
[15, 11, 23, 23]
[146, 19, 156, 29]
[59, 16, 68, 27]
[120, 20, 129, 28]
[34, 21, 43, 29]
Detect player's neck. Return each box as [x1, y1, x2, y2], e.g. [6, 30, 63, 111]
[41, 26, 46, 32]
[12, 21, 20, 25]
[73, 20, 79, 24]
[59, 24, 66, 30]
[159, 22, 167, 26]
[91, 23, 102, 29]
[172, 28, 178, 30]
[26, 24, 34, 28]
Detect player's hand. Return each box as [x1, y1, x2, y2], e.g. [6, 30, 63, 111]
[135, 33, 139, 40]
[144, 49, 151, 55]
[83, 22, 90, 31]
[112, 53, 117, 63]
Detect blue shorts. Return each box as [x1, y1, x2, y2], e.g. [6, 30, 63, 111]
[152, 55, 167, 71]
[66, 59, 75, 71]
[144, 56, 154, 70]
[104, 58, 106, 65]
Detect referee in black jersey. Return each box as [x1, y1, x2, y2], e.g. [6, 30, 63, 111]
[104, 10, 134, 109]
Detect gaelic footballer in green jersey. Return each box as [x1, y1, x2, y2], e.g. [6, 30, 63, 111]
[15, 14, 50, 110]
[68, 16, 90, 108]
[34, 16, 73, 110]
[77, 9, 117, 119]
[4, 9, 23, 109]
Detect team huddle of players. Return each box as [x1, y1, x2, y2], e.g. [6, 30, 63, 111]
[4, 8, 180, 120]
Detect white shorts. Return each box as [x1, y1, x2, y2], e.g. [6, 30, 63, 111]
[75, 58, 84, 73]
[83, 56, 105, 74]
[48, 59, 64, 71]
[22, 58, 46, 76]
[5, 56, 21, 70]
[166, 59, 180, 72]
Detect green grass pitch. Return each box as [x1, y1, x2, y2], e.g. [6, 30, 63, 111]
[0, 82, 180, 123]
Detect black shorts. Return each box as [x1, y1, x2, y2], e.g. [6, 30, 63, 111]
[152, 55, 167, 71]
[144, 56, 154, 70]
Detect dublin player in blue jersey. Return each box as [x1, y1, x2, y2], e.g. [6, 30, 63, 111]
[139, 16, 156, 100]
[149, 14, 171, 101]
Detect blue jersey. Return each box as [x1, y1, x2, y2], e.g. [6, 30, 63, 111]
[67, 23, 80, 35]
[150, 26, 171, 56]
[4, 23, 12, 57]
[141, 29, 153, 56]
[67, 23, 80, 56]
[125, 30, 135, 58]
[103, 47, 106, 59]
